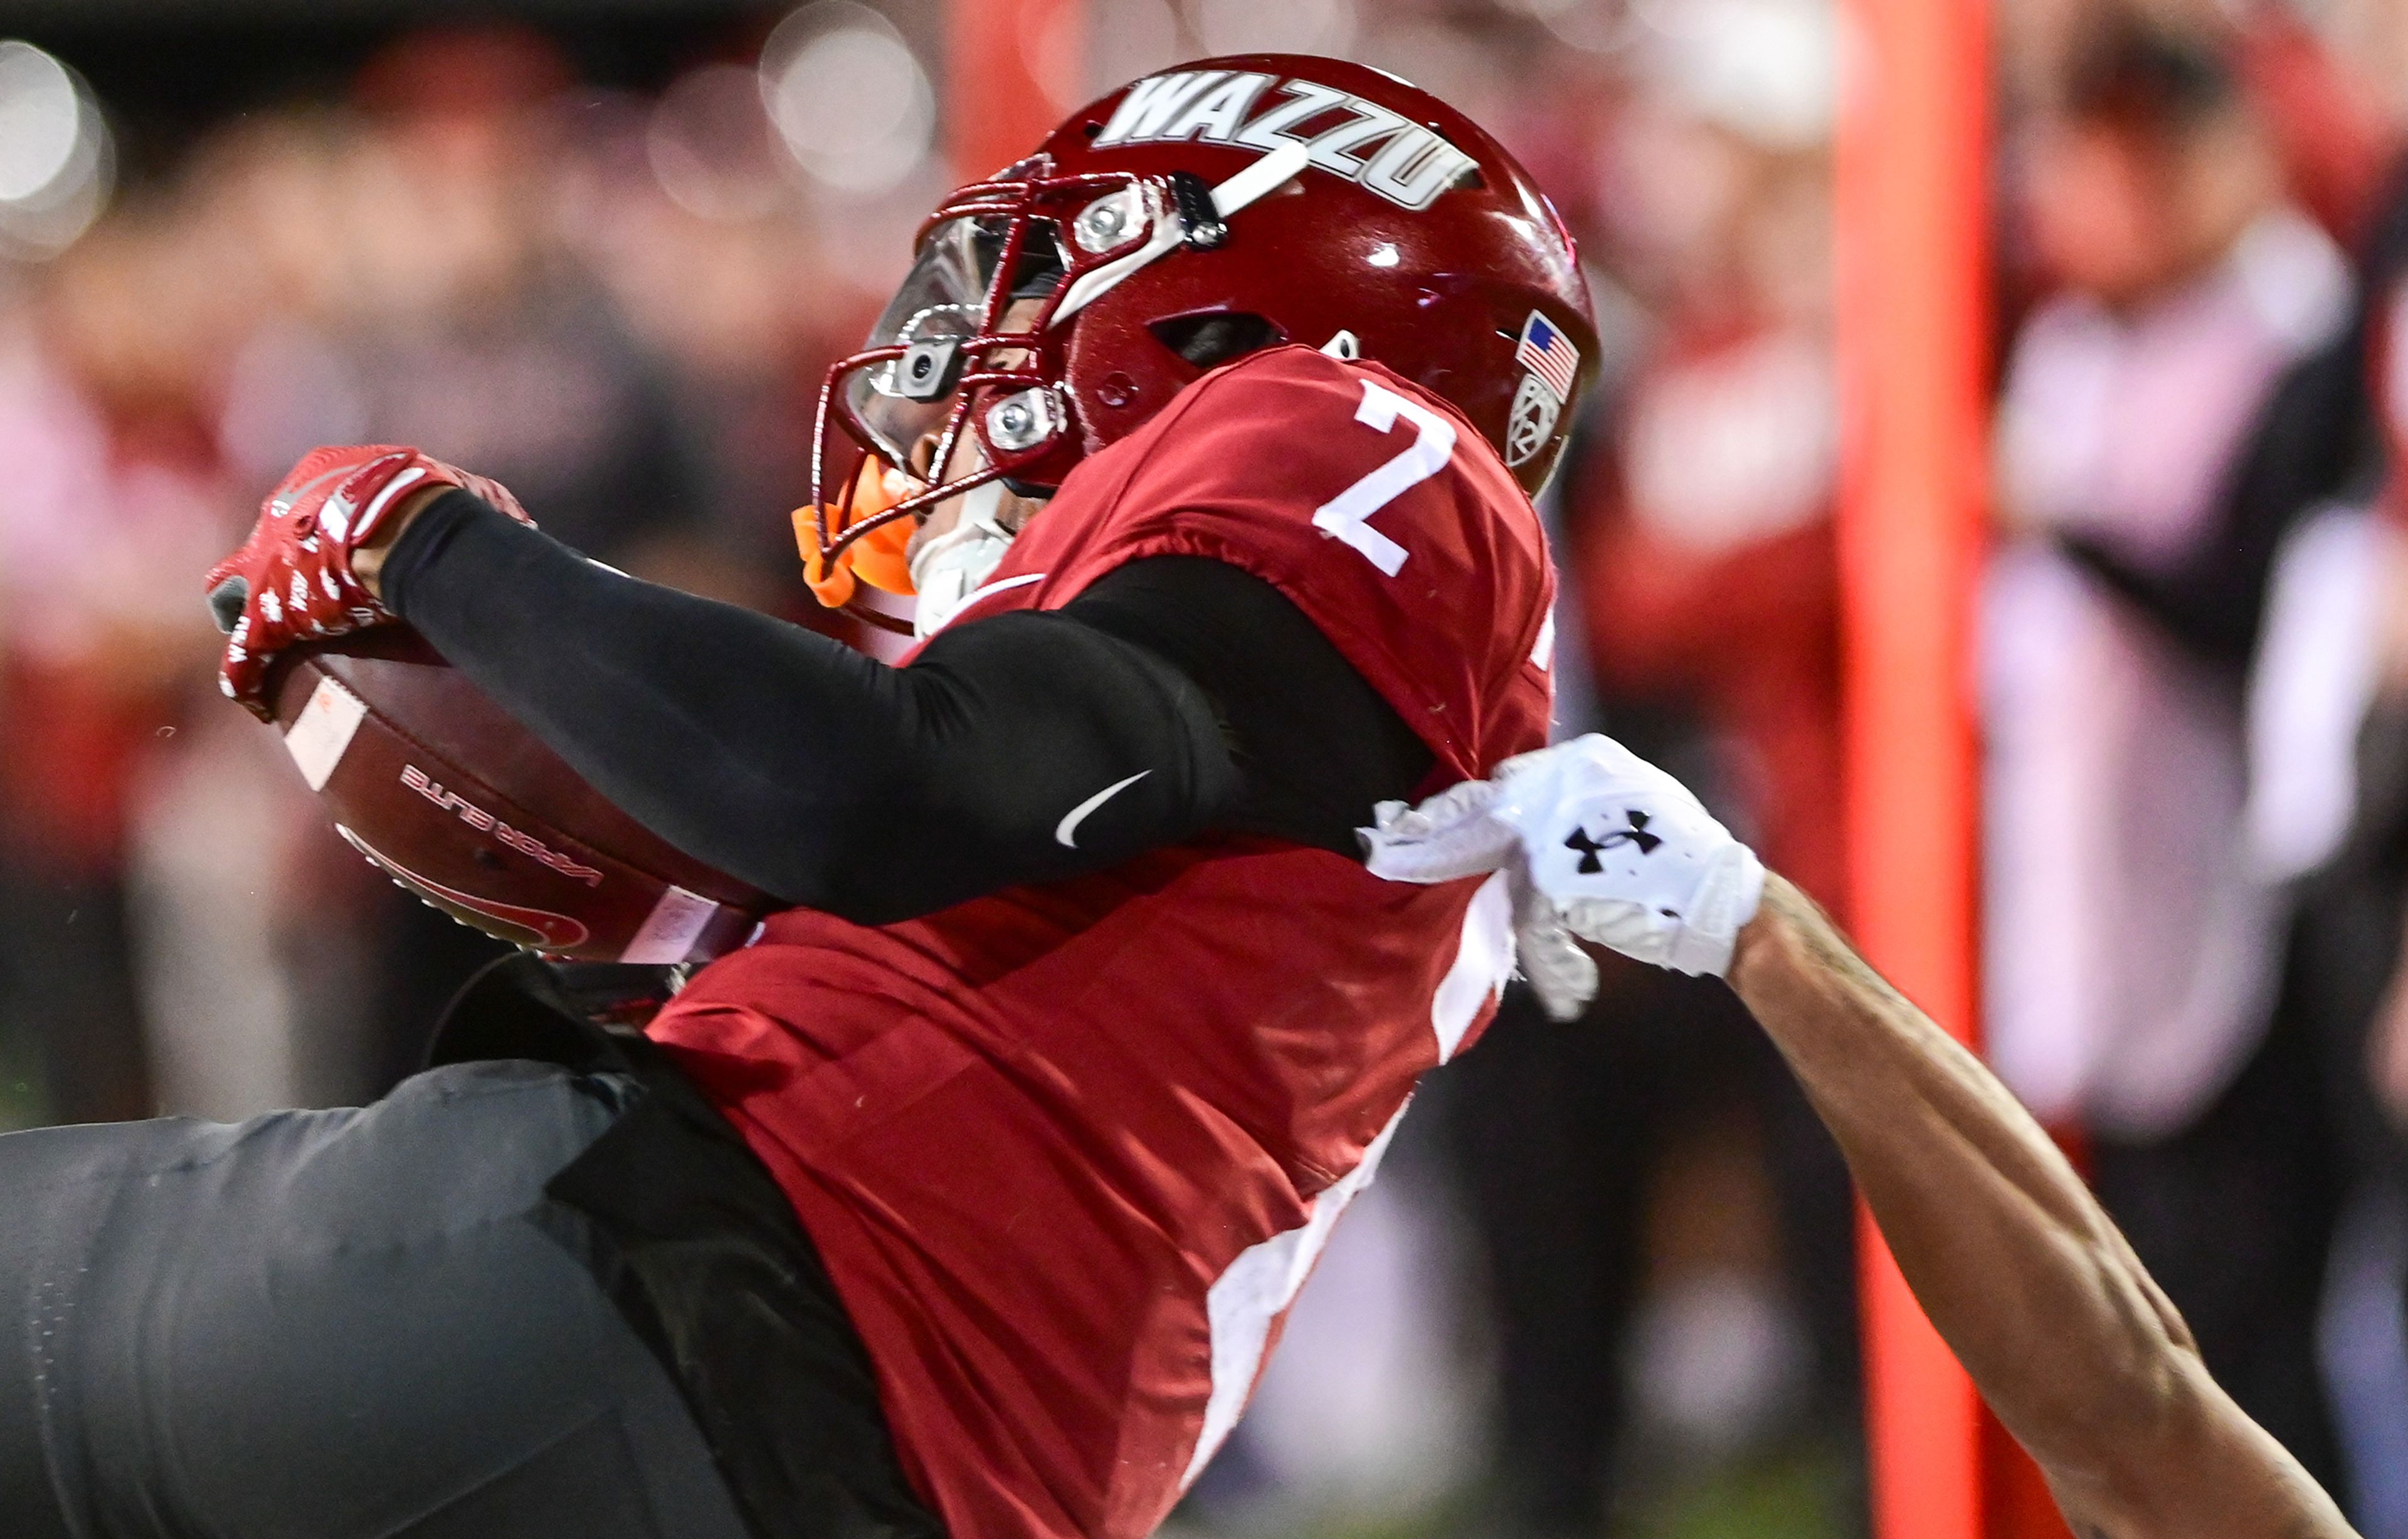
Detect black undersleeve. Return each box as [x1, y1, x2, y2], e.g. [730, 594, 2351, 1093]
[1059, 556, 1432, 849]
[382, 491, 1427, 922]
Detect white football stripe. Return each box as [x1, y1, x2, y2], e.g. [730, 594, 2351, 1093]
[620, 885, 722, 965]
[283, 676, 368, 792]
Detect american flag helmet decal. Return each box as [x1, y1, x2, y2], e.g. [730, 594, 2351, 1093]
[1514, 310, 1580, 404]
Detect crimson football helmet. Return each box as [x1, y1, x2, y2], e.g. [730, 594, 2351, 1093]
[804, 53, 1598, 621]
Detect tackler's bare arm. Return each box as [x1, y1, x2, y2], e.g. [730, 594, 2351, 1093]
[1728, 875, 2355, 1539]
[1363, 736, 2359, 1539]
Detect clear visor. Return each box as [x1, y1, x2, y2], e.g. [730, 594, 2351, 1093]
[846, 215, 1067, 471]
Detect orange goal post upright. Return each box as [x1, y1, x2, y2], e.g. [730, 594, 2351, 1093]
[1832, 0, 1994, 1535]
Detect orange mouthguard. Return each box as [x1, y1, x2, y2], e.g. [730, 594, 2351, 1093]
[795, 461, 920, 609]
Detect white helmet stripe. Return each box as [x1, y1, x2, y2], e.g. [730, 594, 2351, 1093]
[1050, 140, 1311, 328]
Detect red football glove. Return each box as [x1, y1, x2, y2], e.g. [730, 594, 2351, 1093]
[206, 445, 531, 719]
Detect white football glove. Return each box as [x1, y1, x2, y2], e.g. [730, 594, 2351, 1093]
[1360, 734, 1766, 1020]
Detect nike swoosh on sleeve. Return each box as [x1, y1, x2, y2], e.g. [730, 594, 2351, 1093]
[1055, 770, 1153, 849]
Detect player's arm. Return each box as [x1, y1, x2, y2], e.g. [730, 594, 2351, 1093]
[1363, 737, 2358, 1539]
[359, 487, 1423, 923]
[1728, 877, 2355, 1539]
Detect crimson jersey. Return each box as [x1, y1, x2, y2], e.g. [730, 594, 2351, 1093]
[648, 346, 1554, 1539]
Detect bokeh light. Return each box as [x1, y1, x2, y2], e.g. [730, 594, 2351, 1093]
[648, 63, 788, 223]
[759, 3, 937, 197]
[1639, 0, 1835, 149]
[0, 40, 112, 259]
[0, 42, 77, 201]
[1501, 0, 1642, 55]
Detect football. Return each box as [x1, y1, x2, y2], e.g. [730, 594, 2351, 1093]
[267, 629, 774, 965]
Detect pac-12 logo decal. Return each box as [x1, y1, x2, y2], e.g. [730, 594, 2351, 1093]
[1094, 71, 1479, 212]
[1506, 374, 1560, 468]
[1506, 310, 1580, 468]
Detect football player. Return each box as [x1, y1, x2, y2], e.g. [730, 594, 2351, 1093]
[0, 51, 2352, 1539]
[21, 56, 1575, 1539]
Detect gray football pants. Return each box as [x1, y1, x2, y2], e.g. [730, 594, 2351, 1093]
[0, 1060, 754, 1539]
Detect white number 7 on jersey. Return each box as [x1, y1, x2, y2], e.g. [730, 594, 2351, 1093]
[1314, 379, 1458, 576]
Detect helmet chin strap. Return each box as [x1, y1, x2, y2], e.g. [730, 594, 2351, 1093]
[908, 480, 1016, 639]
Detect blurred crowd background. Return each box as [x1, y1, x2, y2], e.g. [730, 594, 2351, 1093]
[6, 0, 2408, 1535]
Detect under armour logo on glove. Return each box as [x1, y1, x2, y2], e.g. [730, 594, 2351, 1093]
[1564, 811, 1661, 871]
[1359, 735, 1766, 1017]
